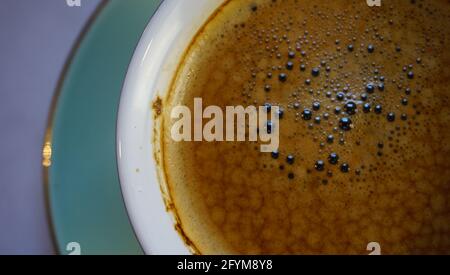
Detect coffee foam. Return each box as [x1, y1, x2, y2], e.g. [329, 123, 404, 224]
[158, 0, 450, 254]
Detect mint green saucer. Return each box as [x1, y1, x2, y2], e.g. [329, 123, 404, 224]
[44, 0, 161, 255]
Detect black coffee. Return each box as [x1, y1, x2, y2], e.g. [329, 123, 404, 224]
[158, 0, 450, 254]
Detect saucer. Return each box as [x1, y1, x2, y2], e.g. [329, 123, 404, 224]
[43, 0, 161, 255]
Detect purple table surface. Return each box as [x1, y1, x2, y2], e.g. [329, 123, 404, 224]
[0, 0, 101, 255]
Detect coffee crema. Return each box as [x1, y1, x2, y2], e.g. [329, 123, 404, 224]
[156, 0, 450, 254]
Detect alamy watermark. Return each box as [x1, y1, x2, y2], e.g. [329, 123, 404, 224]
[367, 242, 381, 255]
[367, 0, 381, 7]
[170, 98, 279, 153]
[66, 0, 380, 8]
[66, 0, 81, 7]
[66, 242, 81, 255]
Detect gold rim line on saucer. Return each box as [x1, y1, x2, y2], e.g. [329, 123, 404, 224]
[41, 0, 109, 255]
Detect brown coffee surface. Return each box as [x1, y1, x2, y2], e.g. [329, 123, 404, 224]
[160, 0, 450, 254]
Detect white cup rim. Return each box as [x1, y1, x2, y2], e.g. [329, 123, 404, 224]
[117, 0, 226, 254]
